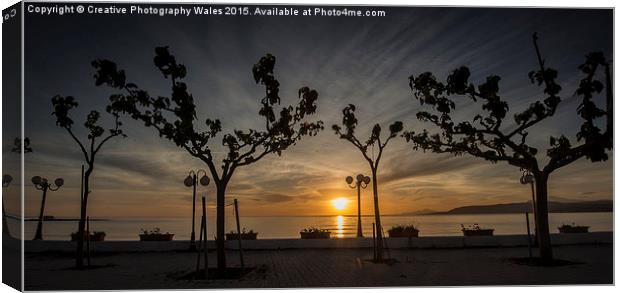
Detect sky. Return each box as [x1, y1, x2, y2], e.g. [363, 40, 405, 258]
[4, 5, 613, 218]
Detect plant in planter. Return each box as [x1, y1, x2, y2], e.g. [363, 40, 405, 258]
[461, 224, 494, 236]
[388, 225, 420, 238]
[558, 223, 590, 233]
[225, 228, 258, 240]
[300, 227, 331, 239]
[139, 227, 174, 241]
[71, 231, 106, 242]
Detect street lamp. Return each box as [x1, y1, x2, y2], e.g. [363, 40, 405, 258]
[346, 174, 371, 238]
[32, 176, 64, 240]
[520, 170, 537, 239]
[184, 169, 210, 250]
[2, 174, 12, 188]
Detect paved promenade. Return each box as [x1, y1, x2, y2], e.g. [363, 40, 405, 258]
[25, 243, 613, 290]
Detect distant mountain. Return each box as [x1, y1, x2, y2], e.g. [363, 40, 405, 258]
[392, 209, 438, 216]
[547, 196, 583, 203]
[431, 200, 612, 215]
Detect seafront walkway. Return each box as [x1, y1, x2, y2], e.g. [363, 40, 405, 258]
[22, 232, 613, 289]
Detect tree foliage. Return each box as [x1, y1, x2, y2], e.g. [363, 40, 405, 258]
[51, 95, 125, 163]
[403, 34, 612, 175]
[93, 47, 324, 183]
[332, 104, 403, 168]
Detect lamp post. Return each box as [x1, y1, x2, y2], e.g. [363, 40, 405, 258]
[520, 170, 537, 242]
[346, 174, 371, 238]
[184, 169, 210, 250]
[3, 174, 13, 236]
[32, 176, 64, 240]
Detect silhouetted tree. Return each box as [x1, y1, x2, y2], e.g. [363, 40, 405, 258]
[93, 47, 323, 274]
[404, 34, 612, 264]
[332, 104, 403, 262]
[3, 138, 33, 237]
[51, 96, 125, 268]
[2, 174, 13, 236]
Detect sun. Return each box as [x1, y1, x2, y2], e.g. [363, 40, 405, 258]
[331, 197, 349, 211]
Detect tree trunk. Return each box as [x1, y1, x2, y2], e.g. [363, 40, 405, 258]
[33, 187, 48, 240]
[215, 182, 227, 275]
[2, 201, 9, 237]
[356, 184, 363, 238]
[371, 167, 383, 261]
[76, 169, 92, 268]
[529, 181, 538, 245]
[534, 172, 553, 264]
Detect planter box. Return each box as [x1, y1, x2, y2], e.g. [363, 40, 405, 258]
[388, 230, 419, 238]
[300, 231, 331, 239]
[139, 233, 174, 241]
[558, 225, 589, 233]
[462, 229, 494, 236]
[70, 232, 106, 242]
[225, 232, 258, 240]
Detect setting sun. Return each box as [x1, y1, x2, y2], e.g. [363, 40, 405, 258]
[331, 198, 349, 211]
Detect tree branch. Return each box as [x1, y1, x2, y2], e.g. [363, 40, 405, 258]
[65, 127, 91, 164]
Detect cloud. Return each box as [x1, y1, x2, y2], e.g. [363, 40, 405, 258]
[244, 193, 295, 203]
[20, 7, 613, 217]
[381, 153, 483, 184]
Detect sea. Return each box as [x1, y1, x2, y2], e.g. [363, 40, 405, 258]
[8, 212, 612, 241]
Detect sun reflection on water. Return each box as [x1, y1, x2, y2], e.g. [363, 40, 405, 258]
[336, 215, 344, 238]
